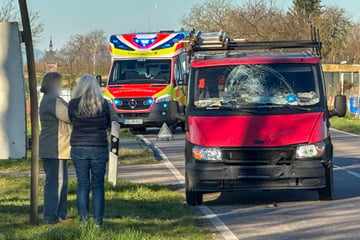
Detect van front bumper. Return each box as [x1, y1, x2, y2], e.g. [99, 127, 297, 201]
[186, 160, 327, 192]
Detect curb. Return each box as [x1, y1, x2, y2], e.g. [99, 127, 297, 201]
[136, 135, 163, 161]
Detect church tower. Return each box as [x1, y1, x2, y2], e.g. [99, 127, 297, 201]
[44, 37, 58, 72]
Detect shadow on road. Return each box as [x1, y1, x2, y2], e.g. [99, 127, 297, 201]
[204, 189, 317, 206]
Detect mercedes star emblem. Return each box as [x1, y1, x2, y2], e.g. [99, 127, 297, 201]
[128, 99, 137, 109]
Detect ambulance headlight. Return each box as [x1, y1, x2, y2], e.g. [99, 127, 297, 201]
[114, 98, 123, 107]
[156, 94, 170, 103]
[193, 146, 222, 161]
[296, 142, 326, 159]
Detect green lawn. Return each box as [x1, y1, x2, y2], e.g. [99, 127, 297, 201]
[120, 128, 134, 138]
[0, 147, 155, 172]
[330, 114, 360, 135]
[0, 177, 210, 240]
[119, 148, 156, 165]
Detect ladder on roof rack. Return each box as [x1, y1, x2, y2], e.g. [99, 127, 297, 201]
[187, 26, 322, 58]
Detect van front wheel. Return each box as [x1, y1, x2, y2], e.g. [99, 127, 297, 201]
[185, 172, 203, 206]
[318, 164, 334, 201]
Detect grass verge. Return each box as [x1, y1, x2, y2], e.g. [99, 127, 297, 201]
[0, 151, 33, 172]
[0, 177, 210, 240]
[118, 148, 156, 165]
[330, 114, 360, 135]
[120, 128, 134, 138]
[0, 146, 156, 172]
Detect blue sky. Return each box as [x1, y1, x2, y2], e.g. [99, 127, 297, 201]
[27, 0, 360, 51]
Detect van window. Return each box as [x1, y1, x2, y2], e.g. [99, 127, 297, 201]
[179, 53, 189, 73]
[174, 58, 182, 84]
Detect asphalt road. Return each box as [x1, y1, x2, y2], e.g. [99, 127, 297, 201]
[143, 128, 360, 240]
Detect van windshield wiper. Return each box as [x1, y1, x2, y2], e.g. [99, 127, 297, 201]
[205, 105, 260, 114]
[283, 104, 312, 112]
[251, 103, 312, 112]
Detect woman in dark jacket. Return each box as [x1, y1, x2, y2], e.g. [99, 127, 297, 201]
[68, 74, 111, 227]
[39, 72, 71, 223]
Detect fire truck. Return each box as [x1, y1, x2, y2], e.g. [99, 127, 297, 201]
[169, 29, 347, 205]
[104, 31, 188, 132]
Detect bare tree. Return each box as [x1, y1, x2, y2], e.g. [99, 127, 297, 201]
[181, 0, 354, 62]
[57, 30, 110, 89]
[181, 0, 235, 32]
[315, 6, 352, 62]
[0, 0, 44, 45]
[0, 0, 17, 21]
[340, 23, 360, 63]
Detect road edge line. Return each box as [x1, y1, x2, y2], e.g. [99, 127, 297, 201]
[137, 135, 238, 240]
[334, 164, 360, 178]
[330, 128, 360, 137]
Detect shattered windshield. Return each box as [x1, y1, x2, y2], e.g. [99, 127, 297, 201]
[193, 64, 320, 109]
[109, 59, 171, 84]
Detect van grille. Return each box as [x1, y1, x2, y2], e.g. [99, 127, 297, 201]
[222, 147, 296, 165]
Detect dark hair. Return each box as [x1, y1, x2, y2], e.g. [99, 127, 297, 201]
[40, 72, 62, 94]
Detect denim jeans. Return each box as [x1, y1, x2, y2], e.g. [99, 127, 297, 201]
[42, 158, 68, 222]
[71, 147, 108, 225]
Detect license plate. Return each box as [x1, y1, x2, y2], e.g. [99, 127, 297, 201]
[123, 119, 143, 125]
[236, 166, 283, 179]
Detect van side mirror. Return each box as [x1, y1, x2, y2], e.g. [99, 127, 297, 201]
[96, 75, 106, 87]
[329, 95, 347, 118]
[169, 101, 186, 122]
[176, 73, 188, 86]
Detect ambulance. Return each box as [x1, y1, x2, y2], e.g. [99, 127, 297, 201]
[104, 31, 188, 132]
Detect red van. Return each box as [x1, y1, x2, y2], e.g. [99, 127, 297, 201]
[170, 30, 347, 205]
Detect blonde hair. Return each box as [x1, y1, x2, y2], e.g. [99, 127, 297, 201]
[72, 74, 104, 117]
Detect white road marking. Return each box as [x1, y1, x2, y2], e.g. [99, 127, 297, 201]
[198, 205, 239, 240]
[330, 128, 360, 137]
[138, 135, 238, 240]
[331, 129, 360, 178]
[334, 164, 360, 178]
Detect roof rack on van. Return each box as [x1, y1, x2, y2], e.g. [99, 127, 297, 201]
[187, 26, 322, 59]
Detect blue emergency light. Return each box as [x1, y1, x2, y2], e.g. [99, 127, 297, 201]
[153, 33, 186, 50]
[113, 98, 123, 107]
[110, 35, 133, 51]
[133, 37, 157, 48]
[143, 98, 154, 106]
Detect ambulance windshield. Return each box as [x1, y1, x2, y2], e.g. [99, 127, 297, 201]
[109, 59, 171, 84]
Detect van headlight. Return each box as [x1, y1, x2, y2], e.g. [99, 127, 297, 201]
[296, 142, 326, 159]
[192, 146, 222, 161]
[156, 94, 170, 103]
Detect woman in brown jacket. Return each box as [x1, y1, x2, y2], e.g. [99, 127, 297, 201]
[39, 72, 71, 223]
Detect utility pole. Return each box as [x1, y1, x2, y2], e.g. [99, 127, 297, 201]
[93, 42, 97, 75]
[18, 0, 39, 225]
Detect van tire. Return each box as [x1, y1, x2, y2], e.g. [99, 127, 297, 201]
[180, 122, 186, 132]
[318, 164, 334, 201]
[185, 172, 203, 205]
